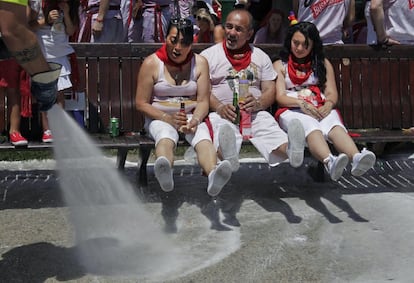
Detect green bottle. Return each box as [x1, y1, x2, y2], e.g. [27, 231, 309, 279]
[233, 89, 240, 125]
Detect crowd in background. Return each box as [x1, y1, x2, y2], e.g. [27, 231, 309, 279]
[65, 0, 413, 45]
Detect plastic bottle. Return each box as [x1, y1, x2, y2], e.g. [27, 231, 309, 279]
[240, 110, 252, 140]
[238, 77, 252, 139]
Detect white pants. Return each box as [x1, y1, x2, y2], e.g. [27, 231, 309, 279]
[146, 114, 212, 148]
[209, 111, 288, 166]
[279, 109, 347, 143]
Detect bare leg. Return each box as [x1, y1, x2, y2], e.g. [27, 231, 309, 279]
[5, 87, 21, 134]
[154, 138, 175, 192]
[155, 138, 176, 166]
[41, 91, 65, 132]
[272, 143, 288, 159]
[328, 126, 359, 159]
[307, 130, 332, 162]
[195, 139, 217, 175]
[196, 139, 232, 197]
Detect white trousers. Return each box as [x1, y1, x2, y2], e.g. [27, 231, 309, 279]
[146, 114, 212, 148]
[208, 111, 288, 166]
[278, 109, 347, 143]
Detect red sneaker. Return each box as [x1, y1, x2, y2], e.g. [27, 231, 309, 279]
[42, 130, 53, 143]
[9, 132, 28, 146]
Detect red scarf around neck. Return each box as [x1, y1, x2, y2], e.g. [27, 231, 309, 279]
[287, 54, 324, 107]
[155, 44, 194, 70]
[288, 54, 312, 85]
[222, 40, 252, 71]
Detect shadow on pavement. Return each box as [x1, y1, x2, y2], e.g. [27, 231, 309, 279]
[1, 144, 413, 232]
[0, 242, 84, 283]
[140, 153, 414, 232]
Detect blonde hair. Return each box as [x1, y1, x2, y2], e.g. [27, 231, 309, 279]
[196, 8, 214, 32]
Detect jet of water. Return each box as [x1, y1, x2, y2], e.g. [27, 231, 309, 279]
[48, 105, 184, 278]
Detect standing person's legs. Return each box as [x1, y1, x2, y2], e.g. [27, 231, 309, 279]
[6, 86, 28, 145]
[40, 56, 71, 142]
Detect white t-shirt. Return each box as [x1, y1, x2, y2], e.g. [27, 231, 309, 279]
[382, 0, 414, 44]
[297, 0, 351, 45]
[200, 43, 277, 105]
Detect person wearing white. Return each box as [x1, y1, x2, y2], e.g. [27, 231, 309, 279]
[135, 18, 232, 196]
[201, 9, 306, 170]
[370, 0, 414, 45]
[293, 0, 355, 45]
[29, 0, 78, 142]
[274, 22, 376, 181]
[364, 0, 377, 44]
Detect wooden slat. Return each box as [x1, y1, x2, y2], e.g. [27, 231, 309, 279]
[409, 60, 414, 127]
[360, 59, 373, 128]
[0, 86, 6, 133]
[131, 58, 144, 131]
[389, 59, 402, 128]
[339, 58, 353, 128]
[120, 57, 132, 132]
[86, 57, 100, 133]
[350, 58, 363, 128]
[378, 59, 392, 128]
[399, 59, 411, 128]
[368, 58, 382, 128]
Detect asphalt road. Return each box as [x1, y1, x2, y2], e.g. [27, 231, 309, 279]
[1, 144, 414, 283]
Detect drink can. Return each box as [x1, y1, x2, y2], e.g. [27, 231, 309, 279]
[109, 117, 119, 137]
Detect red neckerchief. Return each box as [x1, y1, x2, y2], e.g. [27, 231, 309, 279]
[288, 55, 324, 107]
[288, 54, 312, 85]
[222, 40, 252, 71]
[155, 44, 194, 70]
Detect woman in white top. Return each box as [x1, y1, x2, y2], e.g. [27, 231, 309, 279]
[274, 21, 376, 181]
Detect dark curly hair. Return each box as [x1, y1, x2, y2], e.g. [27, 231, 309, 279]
[279, 21, 327, 90]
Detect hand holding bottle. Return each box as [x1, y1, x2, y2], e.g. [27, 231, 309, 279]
[239, 93, 259, 113]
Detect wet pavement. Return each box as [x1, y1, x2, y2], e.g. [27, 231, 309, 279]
[1, 144, 414, 282]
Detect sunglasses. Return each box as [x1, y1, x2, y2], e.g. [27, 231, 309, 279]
[170, 18, 192, 28]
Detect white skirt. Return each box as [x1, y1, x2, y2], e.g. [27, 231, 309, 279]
[47, 55, 72, 91]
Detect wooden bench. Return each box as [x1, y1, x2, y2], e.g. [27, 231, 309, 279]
[1, 44, 413, 186]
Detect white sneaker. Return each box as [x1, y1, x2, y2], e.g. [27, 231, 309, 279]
[324, 153, 349, 181]
[286, 119, 306, 168]
[154, 156, 174, 192]
[218, 124, 239, 172]
[351, 148, 376, 176]
[207, 160, 232, 197]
